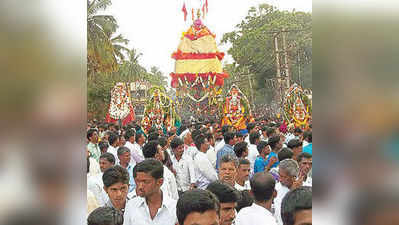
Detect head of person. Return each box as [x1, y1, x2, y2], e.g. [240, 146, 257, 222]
[133, 159, 164, 198]
[176, 189, 220, 225]
[303, 131, 312, 143]
[117, 146, 131, 166]
[99, 141, 109, 154]
[171, 137, 185, 159]
[236, 132, 244, 143]
[250, 172, 277, 204]
[236, 158, 250, 184]
[87, 207, 123, 225]
[278, 147, 294, 162]
[99, 153, 115, 173]
[194, 134, 209, 152]
[268, 135, 282, 151]
[261, 126, 268, 136]
[124, 129, 136, 143]
[287, 139, 303, 158]
[247, 123, 256, 134]
[221, 125, 232, 135]
[87, 128, 99, 143]
[158, 136, 168, 150]
[236, 190, 254, 213]
[218, 154, 238, 186]
[135, 132, 146, 145]
[108, 132, 120, 147]
[278, 159, 299, 189]
[191, 129, 202, 142]
[142, 140, 163, 161]
[207, 181, 239, 225]
[102, 166, 129, 209]
[234, 141, 248, 158]
[223, 132, 237, 146]
[281, 186, 312, 225]
[298, 152, 312, 176]
[257, 141, 270, 158]
[147, 132, 159, 142]
[206, 132, 215, 147]
[249, 131, 261, 145]
[118, 135, 126, 147]
[266, 127, 275, 138]
[294, 127, 303, 138]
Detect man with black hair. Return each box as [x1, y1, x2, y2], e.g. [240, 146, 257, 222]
[124, 159, 178, 225]
[247, 131, 260, 175]
[216, 132, 237, 171]
[124, 129, 144, 166]
[281, 187, 312, 225]
[254, 141, 270, 174]
[102, 165, 130, 214]
[117, 147, 135, 193]
[176, 189, 220, 225]
[265, 135, 283, 171]
[235, 158, 251, 191]
[147, 132, 159, 142]
[193, 134, 218, 189]
[87, 128, 101, 162]
[205, 132, 217, 169]
[260, 126, 269, 141]
[298, 152, 312, 187]
[99, 141, 109, 155]
[244, 123, 256, 145]
[234, 141, 248, 158]
[302, 132, 312, 155]
[142, 141, 179, 200]
[215, 125, 233, 154]
[278, 148, 293, 162]
[235, 172, 278, 225]
[287, 139, 303, 162]
[207, 181, 239, 225]
[293, 127, 303, 139]
[170, 137, 196, 194]
[107, 132, 120, 165]
[88, 153, 116, 206]
[88, 207, 124, 225]
[132, 132, 146, 160]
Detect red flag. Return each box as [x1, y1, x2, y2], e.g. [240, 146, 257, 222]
[206, 0, 208, 13]
[182, 3, 187, 21]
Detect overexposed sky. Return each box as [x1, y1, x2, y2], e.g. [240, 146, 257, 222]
[106, 0, 311, 86]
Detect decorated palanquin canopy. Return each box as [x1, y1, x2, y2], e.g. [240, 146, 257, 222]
[282, 83, 312, 128]
[170, 15, 229, 92]
[106, 82, 135, 126]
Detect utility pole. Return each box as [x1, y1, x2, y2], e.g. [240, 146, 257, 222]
[274, 34, 282, 104]
[246, 67, 255, 110]
[282, 29, 290, 89]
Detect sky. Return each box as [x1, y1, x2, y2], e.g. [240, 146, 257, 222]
[105, 0, 312, 87]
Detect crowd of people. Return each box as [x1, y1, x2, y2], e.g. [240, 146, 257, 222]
[86, 117, 312, 225]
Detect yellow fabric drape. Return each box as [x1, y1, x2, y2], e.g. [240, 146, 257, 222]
[178, 36, 218, 53]
[175, 58, 223, 74]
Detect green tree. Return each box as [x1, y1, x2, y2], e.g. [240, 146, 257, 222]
[221, 4, 312, 104]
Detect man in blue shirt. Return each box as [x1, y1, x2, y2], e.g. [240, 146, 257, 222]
[254, 141, 269, 173]
[216, 132, 237, 170]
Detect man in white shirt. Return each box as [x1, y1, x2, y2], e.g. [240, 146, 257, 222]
[124, 159, 177, 225]
[207, 181, 239, 225]
[193, 134, 218, 189]
[87, 152, 115, 206]
[244, 123, 256, 145]
[142, 140, 179, 200]
[235, 159, 251, 191]
[274, 159, 302, 225]
[102, 165, 130, 214]
[107, 132, 120, 165]
[298, 153, 312, 187]
[247, 131, 260, 175]
[281, 186, 312, 225]
[132, 132, 146, 159]
[235, 172, 278, 225]
[124, 129, 144, 167]
[205, 132, 217, 169]
[218, 154, 238, 187]
[170, 137, 196, 194]
[215, 125, 233, 153]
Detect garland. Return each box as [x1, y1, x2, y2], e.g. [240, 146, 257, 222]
[172, 51, 225, 61]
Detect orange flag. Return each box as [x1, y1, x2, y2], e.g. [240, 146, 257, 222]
[182, 2, 187, 21]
